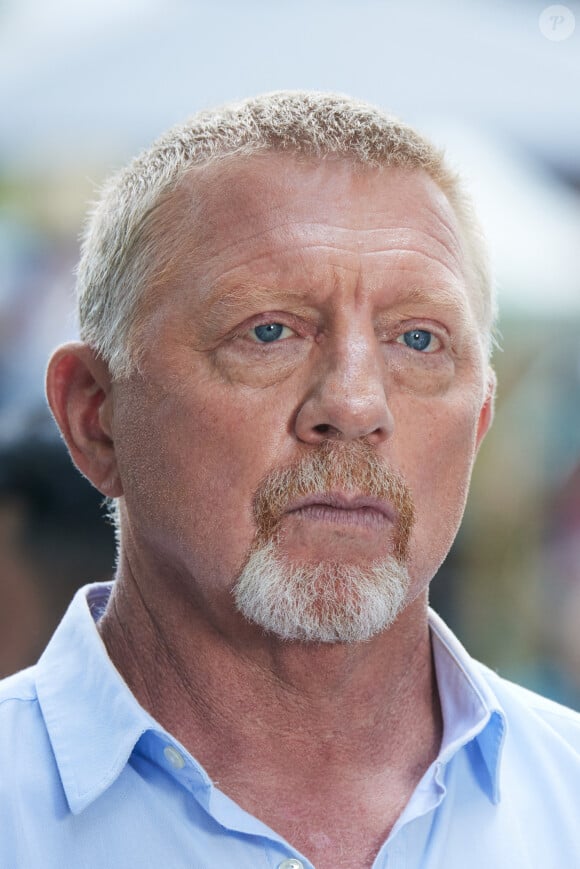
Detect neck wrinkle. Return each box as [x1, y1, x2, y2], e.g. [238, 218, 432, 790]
[99, 567, 441, 784]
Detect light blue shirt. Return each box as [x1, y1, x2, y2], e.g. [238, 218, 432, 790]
[1, 582, 579, 868]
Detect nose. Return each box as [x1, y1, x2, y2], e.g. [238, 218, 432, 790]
[294, 330, 394, 446]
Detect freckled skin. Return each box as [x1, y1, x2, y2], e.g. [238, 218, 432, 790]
[108, 154, 493, 638]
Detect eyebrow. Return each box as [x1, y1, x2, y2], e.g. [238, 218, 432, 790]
[197, 281, 321, 326]
[396, 283, 473, 315]
[196, 277, 477, 338]
[389, 284, 480, 350]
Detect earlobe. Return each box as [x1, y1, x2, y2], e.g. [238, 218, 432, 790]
[475, 367, 496, 450]
[45, 343, 124, 497]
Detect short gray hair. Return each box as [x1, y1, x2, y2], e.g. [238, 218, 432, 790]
[77, 90, 495, 377]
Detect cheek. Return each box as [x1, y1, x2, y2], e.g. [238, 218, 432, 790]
[212, 339, 310, 389]
[394, 393, 482, 581]
[113, 384, 279, 570]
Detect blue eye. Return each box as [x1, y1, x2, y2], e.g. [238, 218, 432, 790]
[252, 323, 289, 343]
[400, 329, 435, 352]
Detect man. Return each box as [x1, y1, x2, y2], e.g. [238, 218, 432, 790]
[1, 92, 578, 868]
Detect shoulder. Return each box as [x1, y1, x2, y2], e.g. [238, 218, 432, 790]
[0, 665, 57, 801]
[0, 665, 59, 777]
[0, 666, 52, 761]
[0, 667, 39, 714]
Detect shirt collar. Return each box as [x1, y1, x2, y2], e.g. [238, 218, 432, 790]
[429, 608, 506, 804]
[35, 582, 161, 814]
[35, 583, 506, 814]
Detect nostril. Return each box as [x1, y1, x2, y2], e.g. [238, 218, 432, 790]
[313, 423, 343, 439]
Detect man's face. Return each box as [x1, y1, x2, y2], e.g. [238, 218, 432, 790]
[109, 154, 493, 640]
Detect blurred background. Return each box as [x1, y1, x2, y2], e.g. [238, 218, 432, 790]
[1, 0, 579, 705]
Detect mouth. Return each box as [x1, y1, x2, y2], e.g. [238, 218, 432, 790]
[284, 493, 396, 529]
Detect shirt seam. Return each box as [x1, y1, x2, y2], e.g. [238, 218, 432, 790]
[0, 693, 38, 707]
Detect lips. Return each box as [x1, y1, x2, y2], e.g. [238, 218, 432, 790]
[285, 492, 396, 525]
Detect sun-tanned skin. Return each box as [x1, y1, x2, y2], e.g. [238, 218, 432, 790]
[47, 153, 494, 869]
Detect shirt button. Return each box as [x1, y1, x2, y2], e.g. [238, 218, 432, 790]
[163, 745, 186, 770]
[277, 861, 304, 869]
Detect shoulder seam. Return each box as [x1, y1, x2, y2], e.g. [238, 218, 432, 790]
[0, 692, 38, 706]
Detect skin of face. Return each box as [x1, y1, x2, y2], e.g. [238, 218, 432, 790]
[51, 153, 495, 643]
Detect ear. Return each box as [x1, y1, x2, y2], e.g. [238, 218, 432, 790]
[475, 366, 496, 451]
[45, 343, 123, 498]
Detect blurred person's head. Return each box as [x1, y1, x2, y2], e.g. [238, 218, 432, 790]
[0, 422, 116, 675]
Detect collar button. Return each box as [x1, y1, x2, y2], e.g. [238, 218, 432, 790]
[163, 745, 186, 770]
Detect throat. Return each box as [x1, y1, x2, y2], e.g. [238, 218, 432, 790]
[98, 573, 442, 869]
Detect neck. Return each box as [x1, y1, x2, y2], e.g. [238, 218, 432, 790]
[99, 557, 442, 864]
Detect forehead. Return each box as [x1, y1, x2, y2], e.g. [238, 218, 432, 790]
[173, 152, 463, 252]
[150, 152, 473, 320]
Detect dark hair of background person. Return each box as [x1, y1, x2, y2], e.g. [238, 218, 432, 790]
[0, 416, 116, 677]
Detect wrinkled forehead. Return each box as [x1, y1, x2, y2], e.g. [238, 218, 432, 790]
[145, 152, 485, 334]
[168, 152, 464, 250]
[153, 154, 463, 267]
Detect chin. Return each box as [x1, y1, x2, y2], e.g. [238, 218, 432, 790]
[233, 540, 411, 644]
